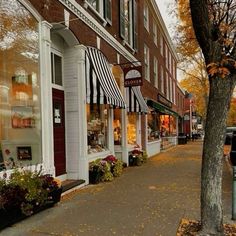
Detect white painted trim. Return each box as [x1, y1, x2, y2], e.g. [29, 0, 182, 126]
[40, 21, 55, 175]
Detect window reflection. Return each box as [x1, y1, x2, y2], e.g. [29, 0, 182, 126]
[0, 0, 41, 171]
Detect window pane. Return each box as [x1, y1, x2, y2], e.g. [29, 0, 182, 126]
[0, 0, 41, 170]
[87, 104, 108, 154]
[127, 113, 137, 145]
[88, 0, 99, 11]
[54, 54, 62, 86]
[104, 0, 112, 23]
[113, 109, 122, 145]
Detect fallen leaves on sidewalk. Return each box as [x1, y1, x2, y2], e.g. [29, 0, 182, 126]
[176, 219, 236, 235]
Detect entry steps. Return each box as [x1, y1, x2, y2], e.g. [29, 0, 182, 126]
[61, 179, 85, 193]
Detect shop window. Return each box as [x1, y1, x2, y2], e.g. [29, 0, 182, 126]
[148, 112, 160, 141]
[127, 113, 137, 145]
[160, 115, 177, 137]
[87, 104, 108, 154]
[0, 0, 41, 171]
[113, 109, 122, 145]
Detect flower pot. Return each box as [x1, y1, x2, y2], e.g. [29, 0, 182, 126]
[48, 187, 62, 204]
[129, 155, 138, 166]
[89, 169, 103, 184]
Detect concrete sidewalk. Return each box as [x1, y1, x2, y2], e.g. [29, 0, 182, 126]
[1, 141, 233, 236]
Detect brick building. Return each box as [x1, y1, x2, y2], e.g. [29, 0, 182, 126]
[0, 0, 185, 184]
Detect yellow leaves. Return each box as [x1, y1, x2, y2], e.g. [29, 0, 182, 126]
[207, 62, 230, 78]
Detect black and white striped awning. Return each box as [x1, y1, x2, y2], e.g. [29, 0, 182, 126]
[126, 86, 149, 113]
[85, 47, 126, 108]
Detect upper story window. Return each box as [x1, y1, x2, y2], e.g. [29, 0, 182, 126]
[120, 0, 137, 50]
[144, 2, 149, 31]
[160, 35, 164, 56]
[86, 0, 112, 24]
[160, 66, 164, 93]
[166, 72, 169, 99]
[144, 44, 150, 81]
[165, 45, 168, 68]
[154, 57, 158, 88]
[153, 21, 157, 46]
[173, 82, 176, 104]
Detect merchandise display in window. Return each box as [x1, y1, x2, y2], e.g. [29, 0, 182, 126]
[0, 0, 42, 171]
[148, 112, 160, 141]
[127, 114, 137, 145]
[87, 104, 108, 154]
[160, 115, 177, 136]
[113, 109, 122, 145]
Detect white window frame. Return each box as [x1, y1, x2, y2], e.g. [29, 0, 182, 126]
[153, 21, 157, 45]
[173, 81, 176, 104]
[160, 66, 164, 93]
[120, 0, 134, 48]
[51, 50, 64, 90]
[85, 0, 112, 25]
[166, 72, 169, 99]
[154, 57, 158, 88]
[170, 78, 173, 102]
[144, 44, 150, 81]
[144, 2, 149, 31]
[160, 35, 164, 56]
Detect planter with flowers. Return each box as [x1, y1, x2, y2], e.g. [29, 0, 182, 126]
[129, 145, 148, 166]
[89, 155, 124, 184]
[0, 168, 62, 230]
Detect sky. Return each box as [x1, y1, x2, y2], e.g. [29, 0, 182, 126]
[155, 0, 176, 38]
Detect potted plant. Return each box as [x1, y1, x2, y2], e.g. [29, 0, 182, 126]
[89, 159, 104, 184]
[103, 155, 123, 177]
[0, 168, 62, 230]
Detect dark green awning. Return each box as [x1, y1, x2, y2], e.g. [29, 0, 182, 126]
[147, 99, 178, 117]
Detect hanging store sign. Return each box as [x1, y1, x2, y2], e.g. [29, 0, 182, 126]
[123, 66, 143, 87]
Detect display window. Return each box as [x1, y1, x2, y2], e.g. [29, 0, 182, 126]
[127, 113, 137, 145]
[160, 115, 177, 136]
[147, 112, 160, 141]
[113, 109, 122, 145]
[87, 104, 108, 154]
[0, 0, 41, 171]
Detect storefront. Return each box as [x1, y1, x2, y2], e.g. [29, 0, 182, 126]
[112, 65, 148, 164]
[85, 47, 126, 161]
[146, 98, 178, 156]
[0, 0, 42, 173]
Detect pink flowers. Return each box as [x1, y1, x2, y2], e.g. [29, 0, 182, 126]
[103, 155, 117, 165]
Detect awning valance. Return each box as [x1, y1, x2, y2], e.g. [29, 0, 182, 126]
[86, 47, 126, 108]
[147, 99, 178, 117]
[126, 87, 149, 113]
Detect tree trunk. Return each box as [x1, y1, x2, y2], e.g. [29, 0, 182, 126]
[199, 76, 234, 235]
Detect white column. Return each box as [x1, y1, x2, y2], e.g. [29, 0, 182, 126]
[76, 45, 89, 184]
[122, 108, 129, 165]
[108, 107, 115, 154]
[136, 114, 141, 147]
[40, 21, 55, 175]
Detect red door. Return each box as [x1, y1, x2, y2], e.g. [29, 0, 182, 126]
[52, 88, 66, 176]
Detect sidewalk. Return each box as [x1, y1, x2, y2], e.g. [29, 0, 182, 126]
[1, 141, 233, 236]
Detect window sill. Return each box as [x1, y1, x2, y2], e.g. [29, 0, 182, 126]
[122, 40, 136, 54]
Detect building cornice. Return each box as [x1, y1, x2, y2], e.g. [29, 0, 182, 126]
[58, 0, 138, 63]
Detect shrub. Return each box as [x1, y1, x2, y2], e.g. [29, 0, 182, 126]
[0, 168, 61, 216]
